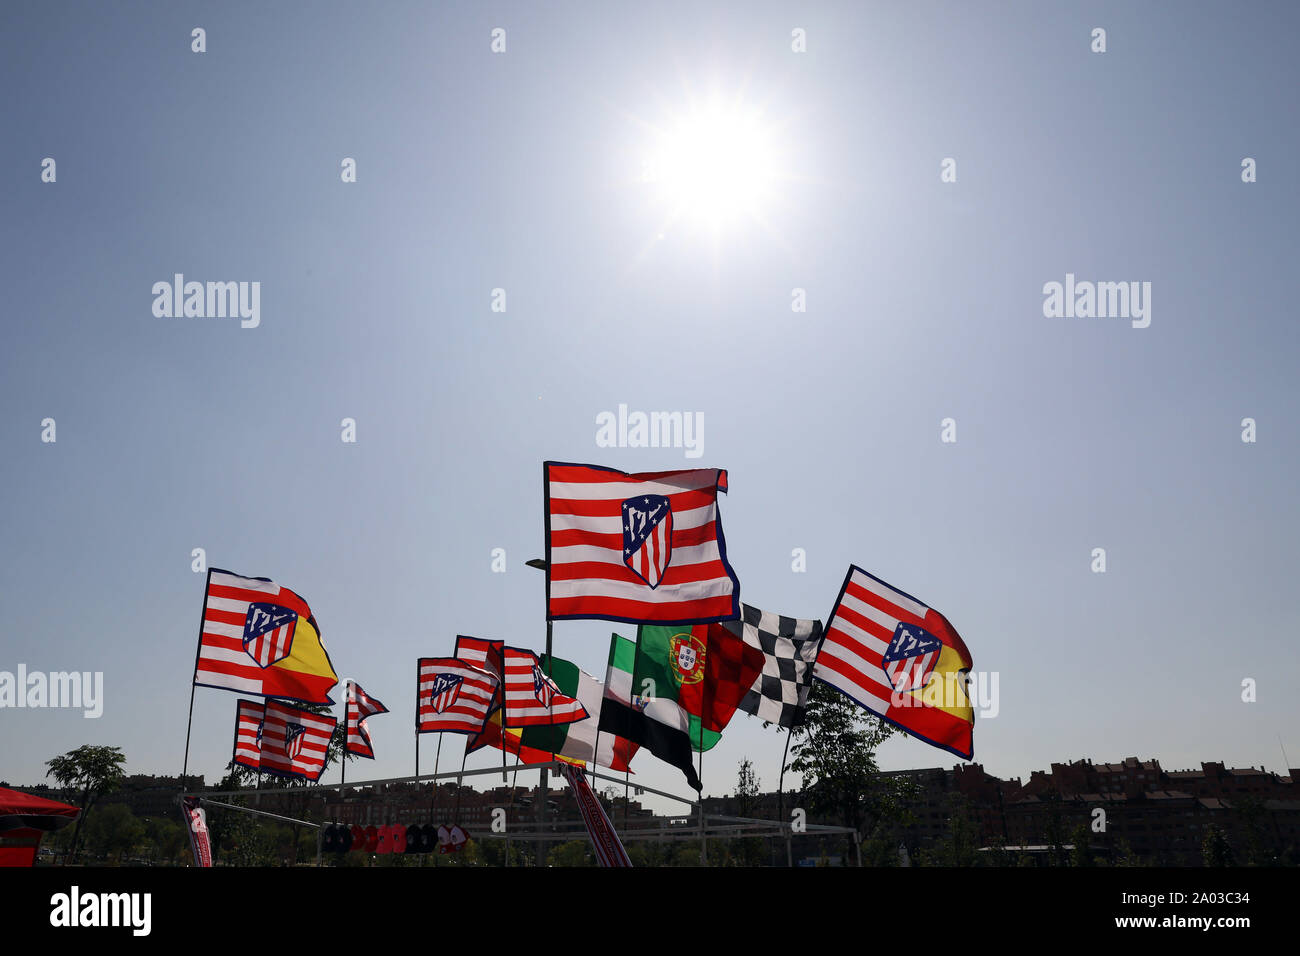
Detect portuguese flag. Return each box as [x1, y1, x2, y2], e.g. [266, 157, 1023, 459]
[598, 633, 701, 790]
[519, 654, 638, 773]
[637, 623, 763, 752]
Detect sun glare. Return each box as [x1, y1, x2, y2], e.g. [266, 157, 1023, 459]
[643, 94, 782, 235]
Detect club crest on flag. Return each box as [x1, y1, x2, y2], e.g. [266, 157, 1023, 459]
[283, 721, 306, 761]
[428, 674, 464, 714]
[881, 622, 943, 693]
[669, 631, 706, 686]
[622, 494, 673, 588]
[532, 665, 555, 708]
[242, 601, 298, 669]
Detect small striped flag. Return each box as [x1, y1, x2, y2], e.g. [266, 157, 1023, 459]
[502, 647, 588, 727]
[417, 658, 498, 734]
[257, 700, 336, 781]
[231, 699, 264, 771]
[345, 680, 388, 758]
[813, 566, 974, 760]
[544, 462, 740, 625]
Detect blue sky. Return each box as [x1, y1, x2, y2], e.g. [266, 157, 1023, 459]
[2, 1, 1297, 810]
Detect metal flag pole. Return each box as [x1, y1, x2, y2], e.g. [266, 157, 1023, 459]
[779, 727, 794, 866]
[181, 568, 215, 787]
[526, 550, 552, 865]
[697, 716, 706, 865]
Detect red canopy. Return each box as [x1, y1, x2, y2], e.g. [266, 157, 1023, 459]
[0, 787, 80, 867]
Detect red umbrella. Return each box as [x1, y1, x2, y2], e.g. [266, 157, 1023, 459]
[0, 787, 81, 867]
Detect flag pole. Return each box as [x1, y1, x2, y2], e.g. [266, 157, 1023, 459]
[778, 727, 793, 866]
[414, 659, 421, 783]
[697, 716, 706, 865]
[181, 568, 215, 788]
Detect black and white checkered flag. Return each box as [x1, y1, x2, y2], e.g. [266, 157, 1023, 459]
[720, 603, 823, 728]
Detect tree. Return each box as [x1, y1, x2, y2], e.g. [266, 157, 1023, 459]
[1069, 822, 1094, 867]
[546, 839, 593, 867]
[730, 758, 766, 866]
[83, 804, 145, 864]
[786, 683, 916, 862]
[45, 745, 127, 863]
[1202, 824, 1234, 867]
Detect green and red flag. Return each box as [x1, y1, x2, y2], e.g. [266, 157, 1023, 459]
[639, 623, 764, 751]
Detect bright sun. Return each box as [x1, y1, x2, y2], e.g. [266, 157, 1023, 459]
[642, 94, 782, 235]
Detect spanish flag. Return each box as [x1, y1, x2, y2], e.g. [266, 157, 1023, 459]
[193, 569, 339, 705]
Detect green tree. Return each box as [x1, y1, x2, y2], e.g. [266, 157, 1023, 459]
[1069, 822, 1094, 867]
[1202, 824, 1234, 867]
[787, 683, 916, 863]
[730, 757, 766, 866]
[45, 745, 127, 863]
[84, 804, 145, 864]
[546, 839, 593, 867]
[924, 794, 980, 866]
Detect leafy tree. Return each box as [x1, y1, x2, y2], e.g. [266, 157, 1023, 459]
[84, 804, 145, 864]
[546, 839, 593, 867]
[1202, 824, 1234, 867]
[730, 758, 765, 866]
[1069, 822, 1094, 867]
[918, 793, 979, 866]
[45, 745, 127, 863]
[787, 683, 916, 862]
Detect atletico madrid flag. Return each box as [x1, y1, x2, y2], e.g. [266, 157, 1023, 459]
[345, 681, 388, 758]
[813, 565, 974, 760]
[544, 462, 740, 625]
[417, 658, 499, 734]
[257, 700, 336, 781]
[502, 647, 588, 727]
[231, 699, 264, 771]
[194, 569, 339, 705]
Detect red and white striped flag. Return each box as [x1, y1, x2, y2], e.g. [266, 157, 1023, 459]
[232, 699, 264, 771]
[558, 763, 631, 867]
[813, 565, 975, 760]
[345, 681, 388, 758]
[194, 569, 338, 704]
[417, 658, 499, 734]
[502, 647, 588, 727]
[257, 700, 336, 781]
[544, 462, 740, 625]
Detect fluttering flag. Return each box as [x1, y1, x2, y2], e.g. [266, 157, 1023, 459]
[518, 654, 639, 772]
[558, 763, 632, 867]
[640, 622, 764, 746]
[231, 699, 264, 771]
[814, 565, 974, 759]
[345, 681, 388, 758]
[543, 462, 741, 625]
[598, 633, 701, 790]
[712, 603, 824, 729]
[257, 699, 336, 781]
[194, 569, 339, 704]
[466, 708, 582, 767]
[417, 658, 499, 734]
[502, 647, 588, 727]
[453, 636, 505, 709]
